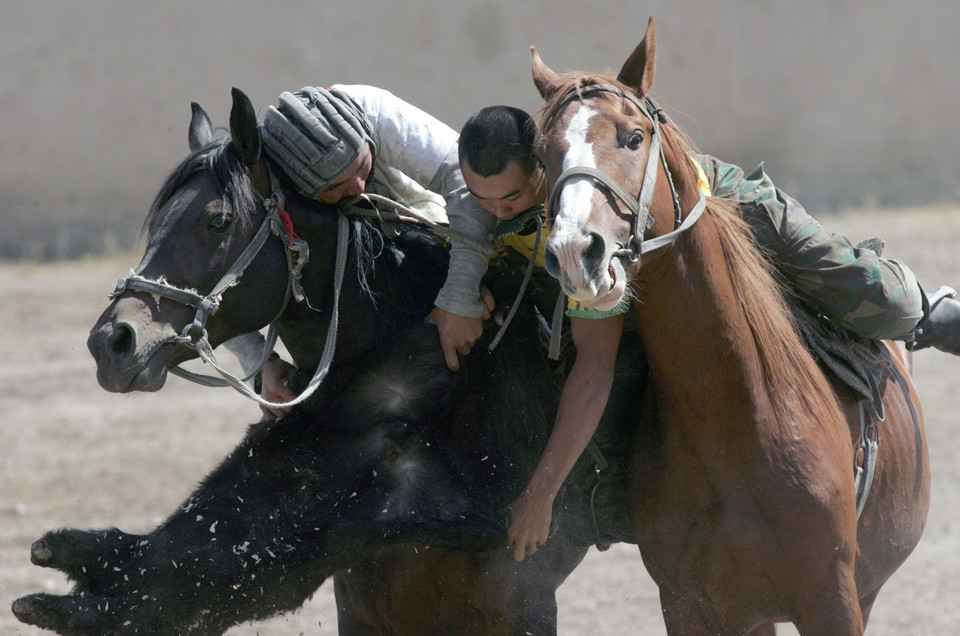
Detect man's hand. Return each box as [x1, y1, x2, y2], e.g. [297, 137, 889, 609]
[504, 487, 553, 561]
[425, 289, 495, 371]
[259, 354, 298, 421]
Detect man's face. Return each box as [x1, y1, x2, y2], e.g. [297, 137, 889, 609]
[462, 159, 544, 221]
[316, 143, 374, 204]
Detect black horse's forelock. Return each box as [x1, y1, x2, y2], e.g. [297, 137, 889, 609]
[142, 138, 259, 238]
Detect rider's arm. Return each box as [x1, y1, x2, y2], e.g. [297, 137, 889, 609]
[335, 85, 496, 366]
[426, 145, 497, 370]
[505, 312, 624, 561]
[429, 144, 497, 320]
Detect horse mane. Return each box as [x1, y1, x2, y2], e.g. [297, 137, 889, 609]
[539, 71, 838, 426]
[346, 210, 450, 322]
[144, 138, 259, 237]
[658, 119, 840, 426]
[143, 135, 449, 322]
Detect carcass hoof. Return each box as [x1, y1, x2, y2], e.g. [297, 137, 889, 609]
[30, 537, 55, 566]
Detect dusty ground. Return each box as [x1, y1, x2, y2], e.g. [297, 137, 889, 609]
[2, 206, 958, 635]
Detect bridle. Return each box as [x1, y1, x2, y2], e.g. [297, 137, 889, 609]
[543, 84, 706, 262]
[109, 162, 349, 410]
[105, 139, 503, 411]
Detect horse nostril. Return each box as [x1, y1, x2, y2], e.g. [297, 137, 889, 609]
[544, 247, 561, 278]
[582, 232, 606, 269]
[108, 323, 135, 357]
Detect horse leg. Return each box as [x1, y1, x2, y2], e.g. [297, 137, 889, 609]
[858, 587, 881, 630]
[14, 416, 347, 634]
[332, 548, 500, 636]
[510, 539, 588, 635]
[18, 410, 476, 635]
[792, 564, 864, 636]
[660, 582, 861, 636]
[332, 540, 584, 636]
[659, 588, 720, 636]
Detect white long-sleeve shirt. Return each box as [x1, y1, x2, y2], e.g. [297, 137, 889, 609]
[334, 84, 495, 318]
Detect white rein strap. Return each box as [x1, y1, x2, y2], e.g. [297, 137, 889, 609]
[182, 213, 349, 409]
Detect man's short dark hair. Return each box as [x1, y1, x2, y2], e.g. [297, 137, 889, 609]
[459, 106, 538, 178]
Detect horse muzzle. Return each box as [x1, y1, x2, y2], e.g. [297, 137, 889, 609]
[544, 230, 627, 311]
[87, 296, 184, 392]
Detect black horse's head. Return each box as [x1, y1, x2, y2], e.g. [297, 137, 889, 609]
[88, 87, 450, 394]
[88, 89, 292, 392]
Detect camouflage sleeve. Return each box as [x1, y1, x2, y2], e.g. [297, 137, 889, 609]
[696, 154, 924, 339]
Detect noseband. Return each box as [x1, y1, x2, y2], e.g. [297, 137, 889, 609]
[544, 84, 706, 261]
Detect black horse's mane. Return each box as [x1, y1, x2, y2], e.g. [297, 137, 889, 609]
[144, 135, 449, 321]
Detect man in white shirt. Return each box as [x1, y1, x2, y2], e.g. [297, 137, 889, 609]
[226, 84, 501, 415]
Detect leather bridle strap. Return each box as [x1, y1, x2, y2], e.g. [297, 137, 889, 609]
[107, 164, 350, 410]
[543, 85, 702, 261]
[113, 203, 286, 351]
[182, 213, 349, 409]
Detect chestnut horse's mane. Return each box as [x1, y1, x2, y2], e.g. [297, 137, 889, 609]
[538, 72, 838, 426]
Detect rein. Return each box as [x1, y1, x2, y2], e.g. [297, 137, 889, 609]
[112, 198, 297, 385]
[544, 84, 706, 260]
[183, 213, 349, 411]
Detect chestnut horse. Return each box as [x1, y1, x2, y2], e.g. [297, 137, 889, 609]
[532, 17, 929, 635]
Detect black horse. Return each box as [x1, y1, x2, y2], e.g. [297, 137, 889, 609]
[13, 89, 644, 634]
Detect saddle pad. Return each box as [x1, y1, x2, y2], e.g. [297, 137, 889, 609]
[790, 301, 889, 421]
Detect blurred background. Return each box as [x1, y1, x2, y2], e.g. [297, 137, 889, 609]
[1, 0, 958, 261]
[3, 3, 960, 634]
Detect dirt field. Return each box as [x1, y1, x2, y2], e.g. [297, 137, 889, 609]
[2, 206, 958, 635]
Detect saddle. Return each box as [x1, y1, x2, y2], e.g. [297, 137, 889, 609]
[789, 235, 904, 420]
[790, 301, 889, 420]
[784, 231, 927, 519]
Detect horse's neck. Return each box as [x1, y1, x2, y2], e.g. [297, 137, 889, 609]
[264, 204, 350, 369]
[275, 203, 436, 374]
[633, 218, 778, 432]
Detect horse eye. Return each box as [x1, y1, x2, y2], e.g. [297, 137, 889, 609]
[207, 213, 232, 232]
[626, 132, 644, 151]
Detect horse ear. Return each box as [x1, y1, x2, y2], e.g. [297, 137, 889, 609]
[188, 102, 215, 151]
[617, 16, 657, 96]
[531, 46, 562, 100]
[229, 87, 261, 166]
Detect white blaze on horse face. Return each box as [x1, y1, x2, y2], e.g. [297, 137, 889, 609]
[552, 103, 600, 292]
[558, 104, 599, 229]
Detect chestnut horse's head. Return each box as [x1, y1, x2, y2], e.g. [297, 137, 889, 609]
[533, 17, 704, 310]
[87, 89, 291, 392]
